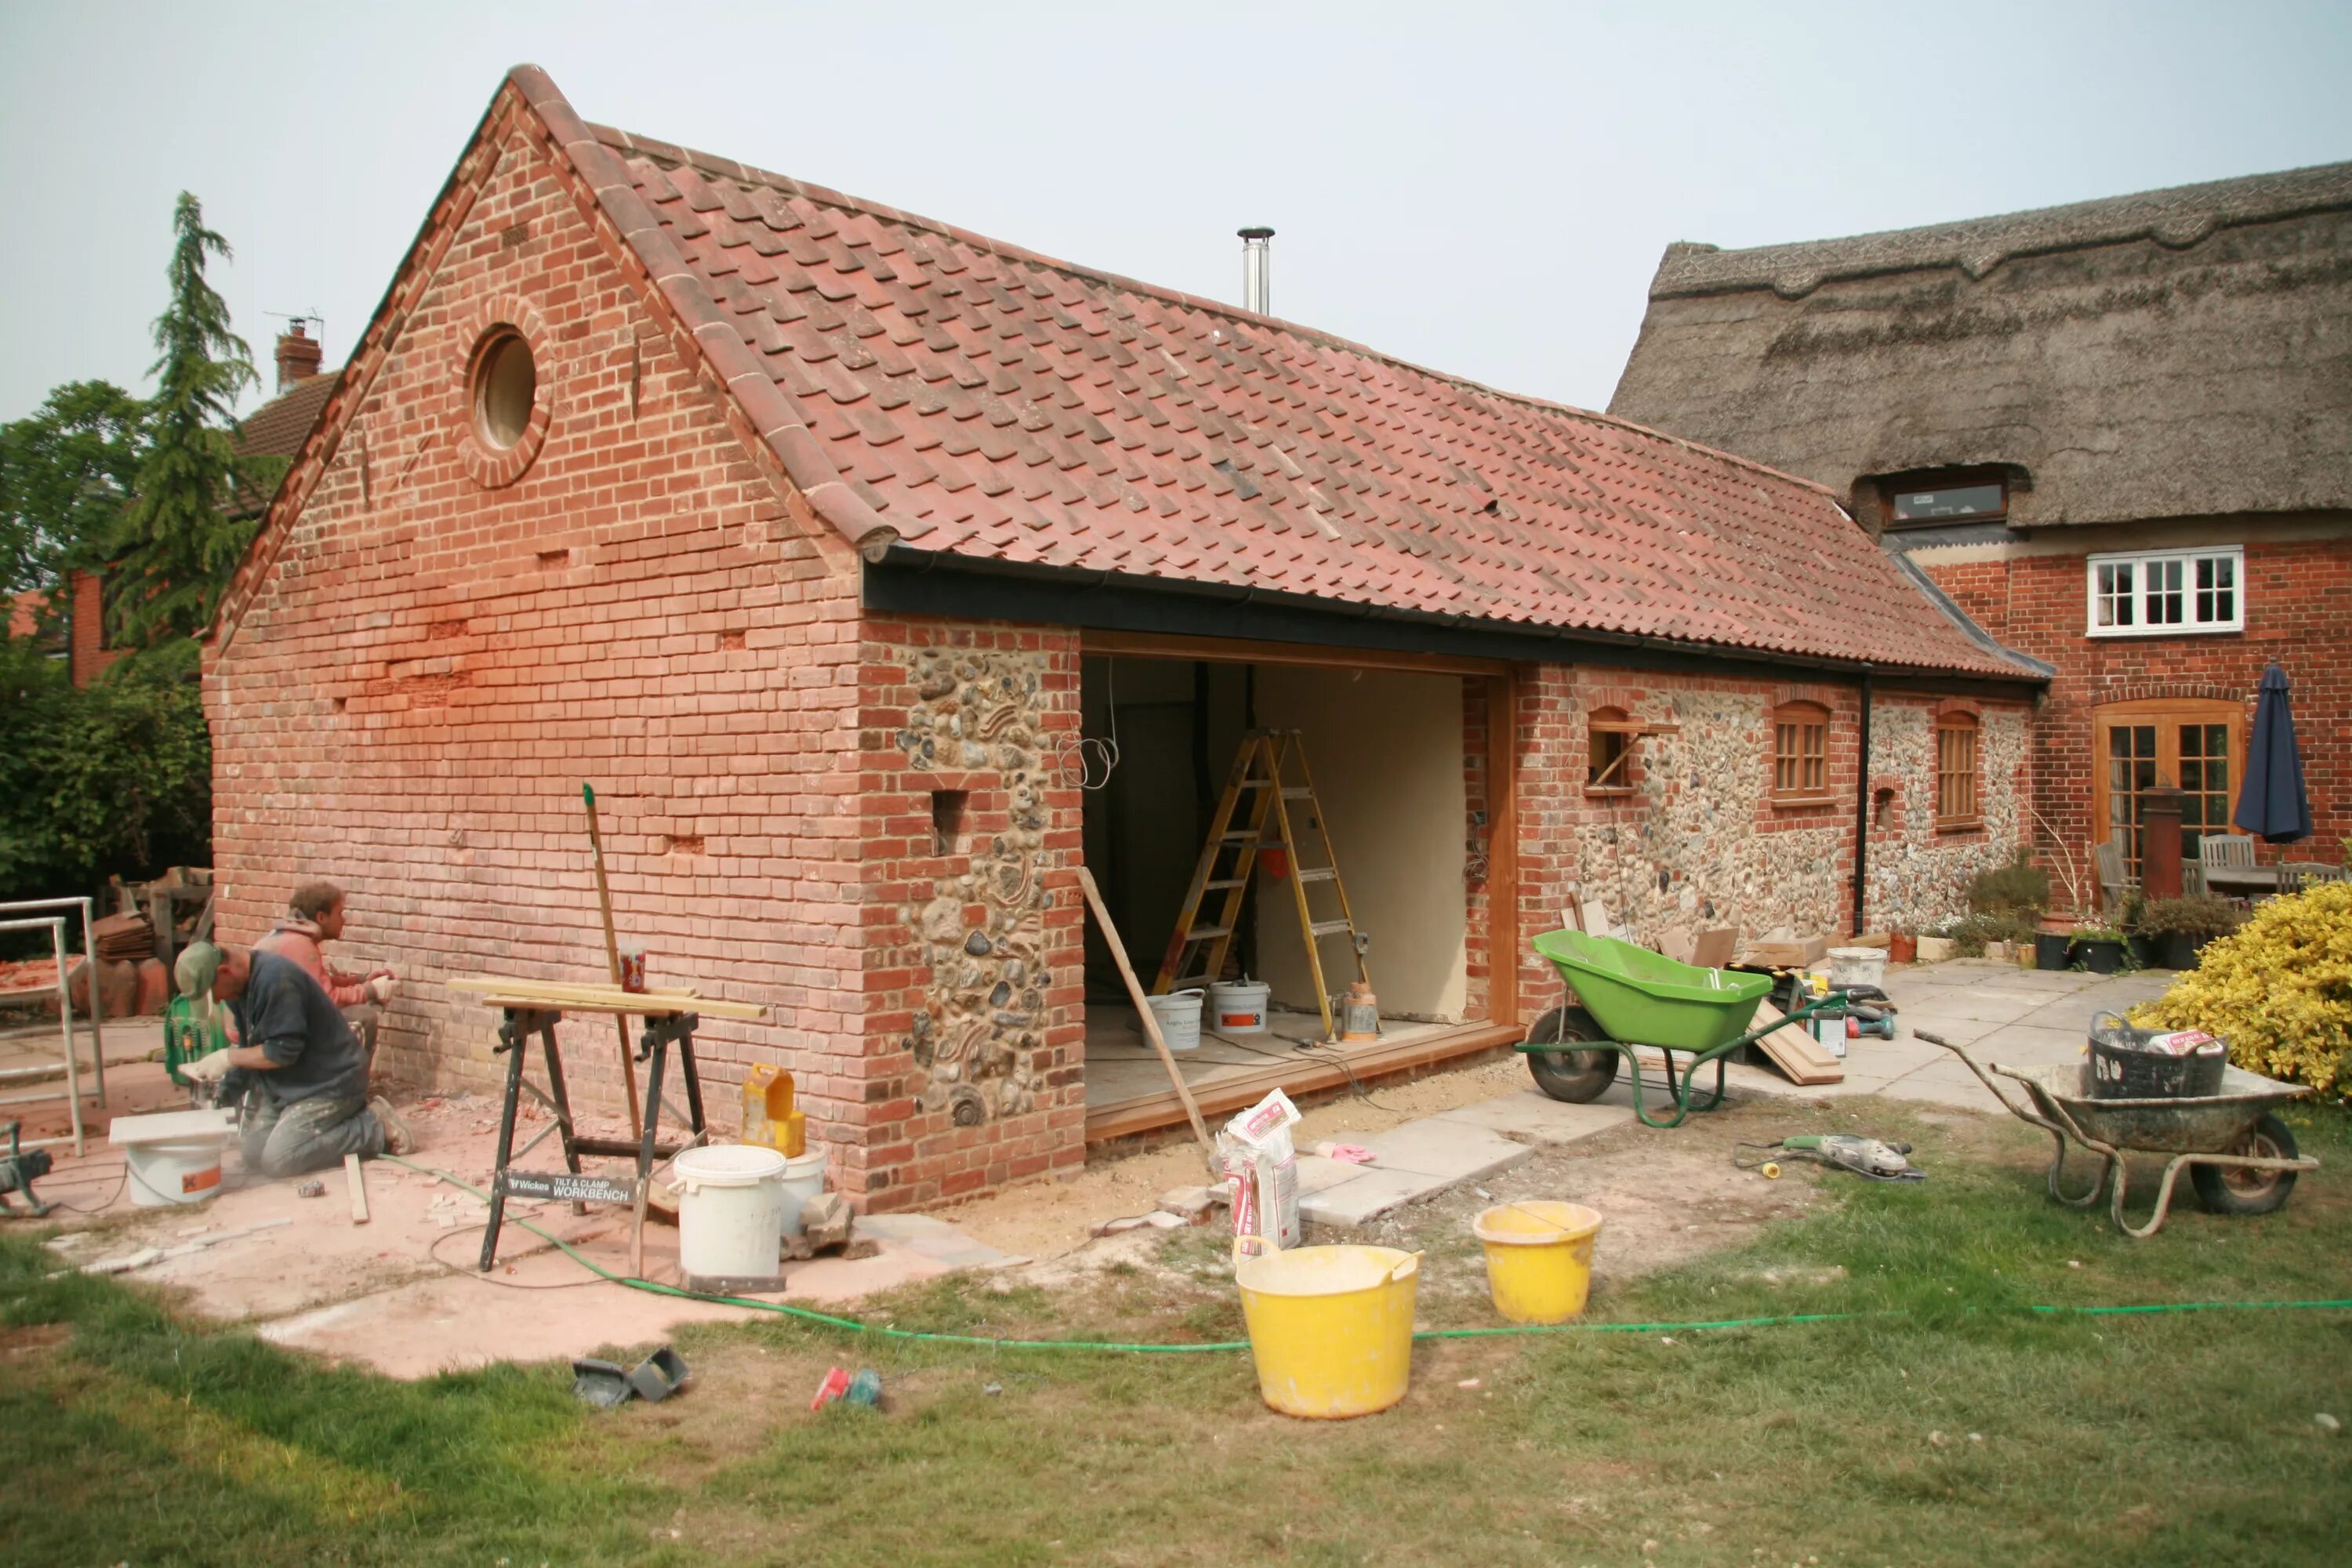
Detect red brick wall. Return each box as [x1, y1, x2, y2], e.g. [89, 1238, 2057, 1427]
[1919, 533, 2352, 892]
[205, 111, 874, 1169]
[68, 570, 122, 688]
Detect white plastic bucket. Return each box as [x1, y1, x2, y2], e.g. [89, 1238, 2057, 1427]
[1148, 989, 1205, 1051]
[1209, 978, 1272, 1035]
[777, 1149, 829, 1238]
[1827, 947, 1887, 991]
[672, 1144, 789, 1282]
[111, 1108, 235, 1208]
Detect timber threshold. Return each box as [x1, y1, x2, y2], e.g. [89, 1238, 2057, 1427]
[1082, 1004, 1519, 1143]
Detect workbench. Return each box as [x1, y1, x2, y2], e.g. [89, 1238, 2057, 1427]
[452, 978, 766, 1276]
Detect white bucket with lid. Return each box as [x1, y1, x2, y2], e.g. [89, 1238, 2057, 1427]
[1147, 989, 1205, 1051]
[1209, 978, 1272, 1035]
[111, 1108, 237, 1207]
[672, 1143, 789, 1283]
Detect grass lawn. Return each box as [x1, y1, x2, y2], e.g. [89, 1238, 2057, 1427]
[5, 1098, 2350, 1566]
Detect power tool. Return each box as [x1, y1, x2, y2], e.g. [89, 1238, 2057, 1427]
[0, 1120, 54, 1217]
[1736, 1133, 1925, 1181]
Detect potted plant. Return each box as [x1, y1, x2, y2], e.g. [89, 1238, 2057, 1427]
[2069, 924, 2128, 975]
[2134, 895, 2246, 970]
[2115, 890, 2161, 968]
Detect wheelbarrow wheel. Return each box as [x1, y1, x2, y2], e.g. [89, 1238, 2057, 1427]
[1524, 1005, 1616, 1104]
[2190, 1112, 2300, 1216]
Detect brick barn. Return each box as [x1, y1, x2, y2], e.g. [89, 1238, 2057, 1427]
[205, 67, 2043, 1207]
[1610, 162, 2352, 888]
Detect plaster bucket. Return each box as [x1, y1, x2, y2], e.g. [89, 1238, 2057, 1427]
[1234, 1242, 1418, 1418]
[111, 1108, 236, 1208]
[776, 1149, 829, 1238]
[1472, 1201, 1602, 1324]
[672, 1144, 789, 1287]
[1146, 989, 1205, 1051]
[1209, 978, 1272, 1035]
[1826, 947, 1887, 991]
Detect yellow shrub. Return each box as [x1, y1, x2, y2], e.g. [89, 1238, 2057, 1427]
[2129, 880, 2352, 1095]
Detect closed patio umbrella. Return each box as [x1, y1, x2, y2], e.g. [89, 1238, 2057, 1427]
[2233, 663, 2311, 843]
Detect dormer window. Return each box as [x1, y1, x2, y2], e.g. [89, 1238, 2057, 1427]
[1888, 474, 2007, 525]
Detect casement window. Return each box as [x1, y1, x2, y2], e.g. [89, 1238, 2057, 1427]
[1770, 702, 1830, 803]
[1587, 708, 1633, 792]
[1888, 476, 2006, 525]
[1936, 713, 1980, 829]
[2086, 546, 2245, 636]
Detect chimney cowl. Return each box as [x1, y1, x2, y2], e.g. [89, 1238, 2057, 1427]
[274, 320, 324, 394]
[1237, 227, 1275, 316]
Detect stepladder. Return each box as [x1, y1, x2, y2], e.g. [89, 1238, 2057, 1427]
[1152, 729, 1369, 1041]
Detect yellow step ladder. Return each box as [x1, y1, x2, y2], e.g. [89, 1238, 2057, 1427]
[1151, 730, 1369, 1042]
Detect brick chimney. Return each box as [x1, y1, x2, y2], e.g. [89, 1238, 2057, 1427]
[274, 320, 324, 393]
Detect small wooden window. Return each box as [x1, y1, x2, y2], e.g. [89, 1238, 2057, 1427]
[1588, 707, 1632, 791]
[1936, 713, 1980, 829]
[1771, 702, 1829, 803]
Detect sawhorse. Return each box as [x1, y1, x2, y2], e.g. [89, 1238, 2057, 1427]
[478, 1003, 711, 1278]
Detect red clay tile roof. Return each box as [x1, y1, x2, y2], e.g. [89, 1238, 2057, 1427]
[517, 71, 2034, 680]
[238, 373, 339, 462]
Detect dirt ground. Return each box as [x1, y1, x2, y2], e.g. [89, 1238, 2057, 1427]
[949, 1048, 1536, 1259]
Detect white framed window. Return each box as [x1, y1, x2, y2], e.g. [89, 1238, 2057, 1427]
[2086, 546, 2244, 637]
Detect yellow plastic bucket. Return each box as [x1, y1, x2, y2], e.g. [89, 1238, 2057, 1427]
[1472, 1202, 1602, 1324]
[1234, 1243, 1419, 1419]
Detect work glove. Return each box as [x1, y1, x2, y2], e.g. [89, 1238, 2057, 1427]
[180, 1050, 236, 1084]
[368, 975, 398, 1004]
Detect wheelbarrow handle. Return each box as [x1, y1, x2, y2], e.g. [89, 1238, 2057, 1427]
[1915, 1032, 2057, 1129]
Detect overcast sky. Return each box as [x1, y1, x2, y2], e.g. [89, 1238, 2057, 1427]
[3, 1, 2347, 426]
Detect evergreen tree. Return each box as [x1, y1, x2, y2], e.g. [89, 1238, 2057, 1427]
[107, 192, 273, 648]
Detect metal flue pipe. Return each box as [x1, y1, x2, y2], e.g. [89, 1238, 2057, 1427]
[1238, 227, 1274, 314]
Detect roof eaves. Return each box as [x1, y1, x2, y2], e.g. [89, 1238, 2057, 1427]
[1883, 542, 2055, 680]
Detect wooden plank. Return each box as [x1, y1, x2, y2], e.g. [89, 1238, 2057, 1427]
[1748, 1000, 1843, 1086]
[344, 1154, 370, 1225]
[1087, 1022, 1523, 1144]
[1690, 927, 1738, 970]
[1076, 866, 1218, 1177]
[448, 977, 702, 1001]
[466, 991, 768, 1021]
[1581, 901, 1613, 940]
[583, 783, 644, 1140]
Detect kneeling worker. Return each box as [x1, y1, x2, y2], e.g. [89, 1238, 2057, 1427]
[174, 941, 417, 1177]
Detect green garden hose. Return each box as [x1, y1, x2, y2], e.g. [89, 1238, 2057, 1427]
[385, 1156, 2351, 1356]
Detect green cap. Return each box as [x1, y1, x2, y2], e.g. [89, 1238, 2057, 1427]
[175, 941, 223, 1000]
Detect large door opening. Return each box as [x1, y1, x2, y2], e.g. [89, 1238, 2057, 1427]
[1076, 643, 1516, 1138]
[2093, 698, 2245, 877]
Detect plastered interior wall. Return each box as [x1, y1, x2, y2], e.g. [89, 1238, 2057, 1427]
[1254, 666, 1468, 1021]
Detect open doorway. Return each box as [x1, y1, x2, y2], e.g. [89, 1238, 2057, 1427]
[1077, 645, 1511, 1137]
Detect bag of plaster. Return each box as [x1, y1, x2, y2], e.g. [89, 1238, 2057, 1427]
[1220, 1088, 1302, 1250]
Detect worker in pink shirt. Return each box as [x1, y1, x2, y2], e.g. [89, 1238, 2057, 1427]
[255, 881, 396, 1068]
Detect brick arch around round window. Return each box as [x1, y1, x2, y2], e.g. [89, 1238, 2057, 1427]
[455, 293, 555, 489]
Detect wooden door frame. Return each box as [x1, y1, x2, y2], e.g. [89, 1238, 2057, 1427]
[1077, 633, 1522, 1033]
[2089, 697, 2247, 865]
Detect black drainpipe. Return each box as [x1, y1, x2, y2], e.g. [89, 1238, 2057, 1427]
[1852, 670, 1875, 936]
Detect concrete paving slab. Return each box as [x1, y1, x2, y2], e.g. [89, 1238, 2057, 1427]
[1888, 1011, 2001, 1047]
[1355, 1120, 1535, 1183]
[1290, 1152, 1373, 1196]
[854, 1213, 1022, 1270]
[1427, 1091, 1634, 1146]
[1299, 1167, 1456, 1229]
[1971, 1023, 2091, 1065]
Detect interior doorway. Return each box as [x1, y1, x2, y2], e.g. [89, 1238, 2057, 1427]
[1074, 641, 1516, 1138]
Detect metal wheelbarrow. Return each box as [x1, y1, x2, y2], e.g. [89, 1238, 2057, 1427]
[1515, 929, 1849, 1129]
[1917, 1033, 2318, 1240]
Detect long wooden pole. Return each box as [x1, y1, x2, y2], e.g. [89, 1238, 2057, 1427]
[583, 784, 644, 1138]
[1076, 866, 1218, 1178]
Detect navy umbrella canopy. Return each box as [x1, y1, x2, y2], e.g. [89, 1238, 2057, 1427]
[2232, 663, 2312, 844]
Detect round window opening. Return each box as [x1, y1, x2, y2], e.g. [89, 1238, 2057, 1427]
[471, 330, 537, 451]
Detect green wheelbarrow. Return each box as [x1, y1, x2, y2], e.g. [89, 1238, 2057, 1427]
[1515, 929, 1849, 1128]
